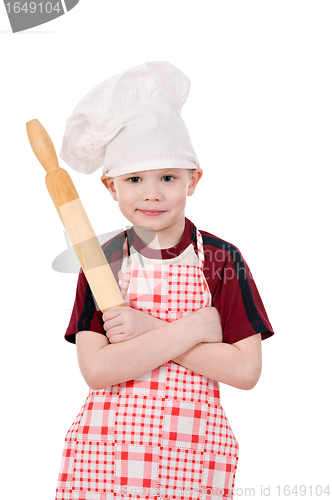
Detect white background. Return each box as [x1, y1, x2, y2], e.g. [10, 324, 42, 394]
[0, 1, 331, 499]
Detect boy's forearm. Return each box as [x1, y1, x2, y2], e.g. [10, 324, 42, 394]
[172, 335, 262, 390]
[91, 316, 202, 389]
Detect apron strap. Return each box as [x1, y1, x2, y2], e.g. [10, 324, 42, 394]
[196, 229, 205, 270]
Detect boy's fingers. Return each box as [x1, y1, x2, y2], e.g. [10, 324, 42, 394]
[108, 333, 126, 344]
[102, 306, 123, 322]
[103, 318, 122, 332]
[105, 324, 124, 336]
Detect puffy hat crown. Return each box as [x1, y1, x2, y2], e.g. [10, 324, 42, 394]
[60, 61, 199, 177]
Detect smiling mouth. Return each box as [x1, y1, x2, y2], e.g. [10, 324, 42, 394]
[137, 210, 167, 216]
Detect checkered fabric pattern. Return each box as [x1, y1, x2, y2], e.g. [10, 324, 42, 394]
[54, 488, 72, 500]
[56, 440, 76, 490]
[127, 365, 167, 397]
[162, 400, 207, 451]
[205, 405, 239, 456]
[122, 264, 168, 310]
[158, 447, 203, 499]
[65, 398, 91, 442]
[114, 444, 159, 493]
[201, 454, 239, 500]
[208, 379, 223, 405]
[168, 265, 208, 312]
[72, 441, 114, 492]
[77, 396, 118, 441]
[55, 230, 239, 500]
[113, 395, 164, 446]
[165, 362, 210, 403]
[118, 232, 210, 321]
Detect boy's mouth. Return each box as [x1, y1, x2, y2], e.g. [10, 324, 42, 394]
[137, 210, 167, 216]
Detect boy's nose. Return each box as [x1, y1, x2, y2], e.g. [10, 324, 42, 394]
[141, 182, 162, 201]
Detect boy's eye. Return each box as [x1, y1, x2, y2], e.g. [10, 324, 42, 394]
[161, 175, 174, 182]
[128, 177, 141, 183]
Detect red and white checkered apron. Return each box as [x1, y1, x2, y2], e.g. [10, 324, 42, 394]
[56, 230, 239, 500]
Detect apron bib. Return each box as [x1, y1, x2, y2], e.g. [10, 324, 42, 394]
[56, 230, 239, 500]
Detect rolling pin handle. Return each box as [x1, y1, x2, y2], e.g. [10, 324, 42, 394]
[26, 119, 60, 174]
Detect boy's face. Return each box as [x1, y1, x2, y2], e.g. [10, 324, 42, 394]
[101, 168, 202, 239]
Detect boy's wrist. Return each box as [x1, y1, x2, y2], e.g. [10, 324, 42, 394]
[174, 311, 205, 345]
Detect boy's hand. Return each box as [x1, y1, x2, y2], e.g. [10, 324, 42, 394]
[102, 307, 164, 343]
[188, 307, 223, 344]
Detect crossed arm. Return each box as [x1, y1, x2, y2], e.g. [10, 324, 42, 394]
[76, 306, 262, 391]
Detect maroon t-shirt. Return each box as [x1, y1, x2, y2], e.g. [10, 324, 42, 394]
[65, 218, 274, 344]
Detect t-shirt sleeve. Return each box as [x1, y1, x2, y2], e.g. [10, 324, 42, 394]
[209, 247, 274, 345]
[65, 269, 106, 344]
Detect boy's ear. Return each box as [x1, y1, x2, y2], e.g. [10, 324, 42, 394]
[100, 174, 110, 189]
[100, 174, 118, 201]
[187, 168, 203, 196]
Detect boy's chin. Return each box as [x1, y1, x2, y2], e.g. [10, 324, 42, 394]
[133, 225, 157, 240]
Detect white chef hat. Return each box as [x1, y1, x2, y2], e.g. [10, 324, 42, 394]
[60, 61, 200, 178]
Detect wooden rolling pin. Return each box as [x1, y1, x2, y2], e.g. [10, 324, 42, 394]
[26, 119, 124, 312]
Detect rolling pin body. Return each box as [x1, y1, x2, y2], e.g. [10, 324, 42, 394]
[26, 119, 124, 313]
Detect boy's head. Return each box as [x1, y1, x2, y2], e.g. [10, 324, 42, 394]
[100, 167, 202, 233]
[59, 62, 203, 243]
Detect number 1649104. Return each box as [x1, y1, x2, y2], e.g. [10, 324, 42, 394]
[5, 2, 61, 14]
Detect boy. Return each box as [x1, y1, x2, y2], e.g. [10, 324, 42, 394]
[56, 61, 273, 500]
